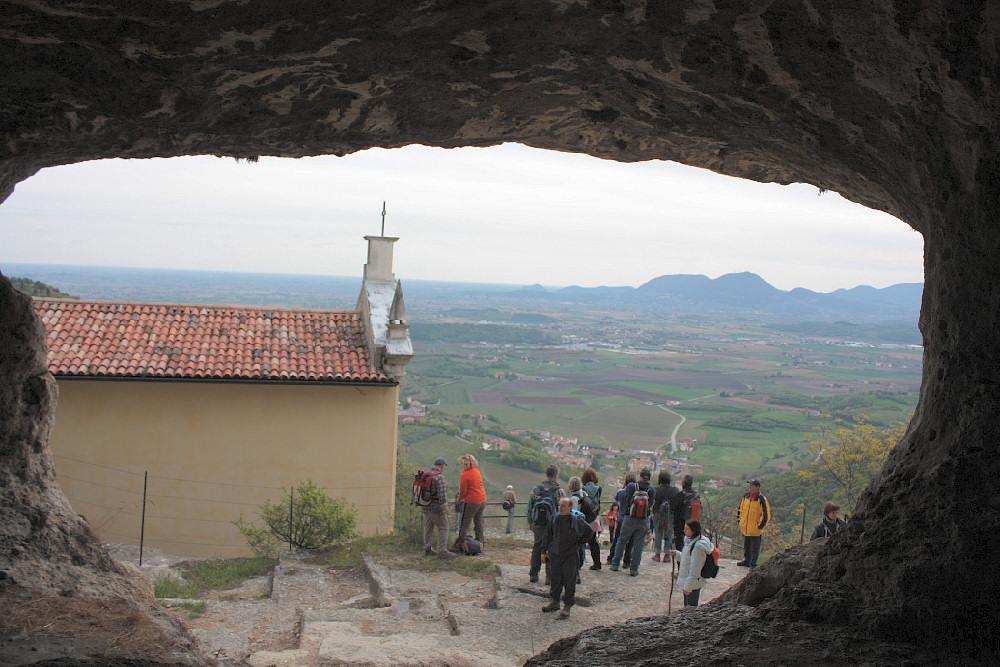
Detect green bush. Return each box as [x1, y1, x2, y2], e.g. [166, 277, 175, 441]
[394, 443, 425, 546]
[235, 480, 357, 556]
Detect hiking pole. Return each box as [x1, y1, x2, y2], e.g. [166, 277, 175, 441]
[668, 555, 675, 615]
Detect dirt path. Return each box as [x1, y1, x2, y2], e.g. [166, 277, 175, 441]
[120, 537, 749, 666]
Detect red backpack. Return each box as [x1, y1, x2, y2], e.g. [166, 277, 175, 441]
[412, 469, 441, 506]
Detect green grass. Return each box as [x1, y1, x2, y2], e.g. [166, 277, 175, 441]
[310, 534, 505, 579]
[161, 600, 207, 619]
[153, 557, 277, 599]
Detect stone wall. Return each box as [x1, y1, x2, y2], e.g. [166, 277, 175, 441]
[1, 1, 998, 662]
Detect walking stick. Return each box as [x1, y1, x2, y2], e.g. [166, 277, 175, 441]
[668, 554, 675, 614]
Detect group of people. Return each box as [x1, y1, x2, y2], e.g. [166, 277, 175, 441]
[418, 453, 489, 558]
[420, 455, 847, 616]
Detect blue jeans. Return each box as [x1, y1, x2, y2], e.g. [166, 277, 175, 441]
[653, 524, 669, 555]
[743, 535, 762, 567]
[611, 516, 648, 571]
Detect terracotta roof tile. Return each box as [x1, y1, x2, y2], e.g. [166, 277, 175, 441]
[34, 299, 393, 384]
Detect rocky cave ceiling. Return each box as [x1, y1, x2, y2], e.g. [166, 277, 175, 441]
[1, 1, 998, 664]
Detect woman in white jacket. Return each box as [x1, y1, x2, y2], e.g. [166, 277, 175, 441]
[672, 519, 713, 607]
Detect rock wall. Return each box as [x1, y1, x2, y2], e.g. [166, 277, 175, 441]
[1, 1, 998, 662]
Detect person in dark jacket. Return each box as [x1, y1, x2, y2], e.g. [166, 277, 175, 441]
[541, 498, 595, 619]
[652, 470, 681, 563]
[609, 469, 656, 576]
[673, 474, 700, 551]
[810, 501, 846, 541]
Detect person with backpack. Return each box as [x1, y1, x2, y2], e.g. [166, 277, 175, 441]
[540, 498, 595, 619]
[452, 454, 487, 553]
[671, 519, 714, 606]
[737, 479, 770, 569]
[609, 468, 656, 576]
[810, 501, 846, 541]
[528, 465, 565, 584]
[607, 473, 636, 567]
[502, 485, 517, 534]
[651, 470, 680, 563]
[580, 467, 603, 570]
[673, 474, 701, 552]
[417, 457, 454, 558]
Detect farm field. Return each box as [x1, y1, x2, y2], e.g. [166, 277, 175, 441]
[401, 311, 921, 482]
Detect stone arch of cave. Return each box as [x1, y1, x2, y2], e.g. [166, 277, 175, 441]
[1, 1, 997, 660]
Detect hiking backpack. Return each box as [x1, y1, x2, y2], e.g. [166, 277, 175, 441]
[412, 469, 441, 506]
[530, 484, 560, 526]
[680, 488, 701, 521]
[576, 490, 599, 523]
[552, 508, 587, 536]
[461, 536, 482, 555]
[700, 543, 721, 579]
[655, 498, 672, 530]
[628, 483, 650, 519]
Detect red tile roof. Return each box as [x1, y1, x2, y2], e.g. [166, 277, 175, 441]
[33, 299, 393, 384]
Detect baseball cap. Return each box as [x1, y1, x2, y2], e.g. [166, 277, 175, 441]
[433, 457, 448, 466]
[748, 479, 761, 486]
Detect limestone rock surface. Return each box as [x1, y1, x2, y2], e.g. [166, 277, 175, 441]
[1, 2, 999, 664]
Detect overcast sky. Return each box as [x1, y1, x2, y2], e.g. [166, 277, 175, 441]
[0, 143, 924, 292]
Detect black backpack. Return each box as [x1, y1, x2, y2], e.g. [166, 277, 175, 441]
[530, 484, 560, 526]
[700, 543, 720, 579]
[577, 490, 598, 523]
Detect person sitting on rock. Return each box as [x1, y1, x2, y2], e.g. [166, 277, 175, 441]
[541, 497, 595, 619]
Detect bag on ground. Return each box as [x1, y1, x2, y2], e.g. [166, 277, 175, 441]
[461, 536, 482, 555]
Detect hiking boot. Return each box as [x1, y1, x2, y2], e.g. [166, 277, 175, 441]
[424, 548, 434, 556]
[436, 551, 456, 559]
[557, 607, 571, 619]
[609, 564, 619, 571]
[630, 569, 639, 577]
[529, 574, 539, 583]
[589, 563, 602, 571]
[541, 600, 560, 613]
[652, 553, 661, 562]
[736, 560, 749, 567]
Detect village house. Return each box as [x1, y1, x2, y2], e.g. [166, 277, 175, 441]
[35, 236, 413, 558]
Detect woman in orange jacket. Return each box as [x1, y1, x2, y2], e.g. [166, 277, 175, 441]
[453, 453, 487, 551]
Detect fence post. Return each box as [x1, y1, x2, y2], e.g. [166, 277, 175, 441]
[139, 470, 148, 566]
[288, 486, 294, 552]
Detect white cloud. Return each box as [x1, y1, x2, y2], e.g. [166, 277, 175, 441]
[0, 144, 924, 291]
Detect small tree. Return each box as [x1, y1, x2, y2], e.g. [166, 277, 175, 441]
[235, 480, 357, 557]
[799, 417, 907, 515]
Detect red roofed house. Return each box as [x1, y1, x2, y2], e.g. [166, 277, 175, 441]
[35, 236, 413, 557]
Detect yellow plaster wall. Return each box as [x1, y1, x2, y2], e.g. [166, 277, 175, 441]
[47, 379, 399, 558]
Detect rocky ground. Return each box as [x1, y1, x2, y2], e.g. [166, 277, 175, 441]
[0, 533, 747, 667]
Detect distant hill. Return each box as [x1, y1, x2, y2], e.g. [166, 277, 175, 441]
[3, 263, 922, 326]
[503, 271, 922, 323]
[9, 277, 78, 299]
